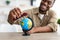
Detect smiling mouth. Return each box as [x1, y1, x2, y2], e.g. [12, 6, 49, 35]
[40, 5, 46, 9]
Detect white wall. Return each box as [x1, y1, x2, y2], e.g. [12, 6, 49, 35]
[0, 0, 30, 6]
[51, 0, 60, 19]
[33, 0, 41, 7]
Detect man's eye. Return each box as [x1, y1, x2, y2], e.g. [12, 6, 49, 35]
[42, 0, 46, 2]
[48, 2, 52, 5]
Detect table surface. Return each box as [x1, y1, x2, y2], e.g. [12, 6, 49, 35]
[0, 32, 60, 40]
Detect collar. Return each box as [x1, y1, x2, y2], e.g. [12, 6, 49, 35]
[35, 11, 48, 16]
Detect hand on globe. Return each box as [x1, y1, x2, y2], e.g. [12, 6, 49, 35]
[8, 7, 28, 24]
[8, 8, 22, 24]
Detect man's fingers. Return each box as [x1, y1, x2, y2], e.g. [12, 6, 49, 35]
[14, 8, 21, 18]
[8, 11, 16, 23]
[15, 8, 21, 17]
[17, 8, 21, 13]
[12, 9, 19, 19]
[11, 11, 16, 20]
[8, 8, 22, 23]
[17, 8, 22, 17]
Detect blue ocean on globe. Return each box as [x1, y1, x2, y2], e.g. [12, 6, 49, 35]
[20, 18, 32, 31]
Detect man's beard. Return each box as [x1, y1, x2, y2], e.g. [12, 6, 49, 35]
[39, 7, 49, 13]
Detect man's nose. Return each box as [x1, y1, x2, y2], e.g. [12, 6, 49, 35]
[44, 2, 47, 6]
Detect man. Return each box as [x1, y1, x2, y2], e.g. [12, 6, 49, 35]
[8, 0, 57, 34]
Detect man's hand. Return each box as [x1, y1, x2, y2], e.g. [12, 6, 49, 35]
[27, 26, 52, 34]
[8, 8, 22, 24]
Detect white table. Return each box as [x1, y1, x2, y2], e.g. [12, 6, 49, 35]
[0, 32, 60, 40]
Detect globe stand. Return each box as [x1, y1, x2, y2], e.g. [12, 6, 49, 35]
[23, 32, 30, 36]
[22, 30, 30, 36]
[20, 17, 34, 36]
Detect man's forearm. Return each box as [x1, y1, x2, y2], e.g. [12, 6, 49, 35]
[34, 26, 53, 33]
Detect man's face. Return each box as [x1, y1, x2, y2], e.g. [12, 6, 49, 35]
[39, 0, 54, 12]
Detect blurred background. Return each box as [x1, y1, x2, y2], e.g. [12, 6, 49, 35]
[0, 0, 60, 33]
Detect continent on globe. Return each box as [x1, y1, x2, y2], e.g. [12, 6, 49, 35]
[20, 17, 34, 36]
[20, 17, 33, 31]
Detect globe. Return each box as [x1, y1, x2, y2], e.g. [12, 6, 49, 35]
[20, 17, 33, 31]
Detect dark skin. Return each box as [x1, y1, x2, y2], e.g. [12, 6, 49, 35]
[8, 0, 55, 34]
[39, 0, 54, 14]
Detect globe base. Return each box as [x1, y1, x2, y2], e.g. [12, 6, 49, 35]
[22, 33, 30, 36]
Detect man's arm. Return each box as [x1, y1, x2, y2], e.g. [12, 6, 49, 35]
[34, 26, 52, 33]
[28, 10, 57, 34]
[28, 23, 57, 34]
[8, 7, 33, 24]
[27, 26, 52, 34]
